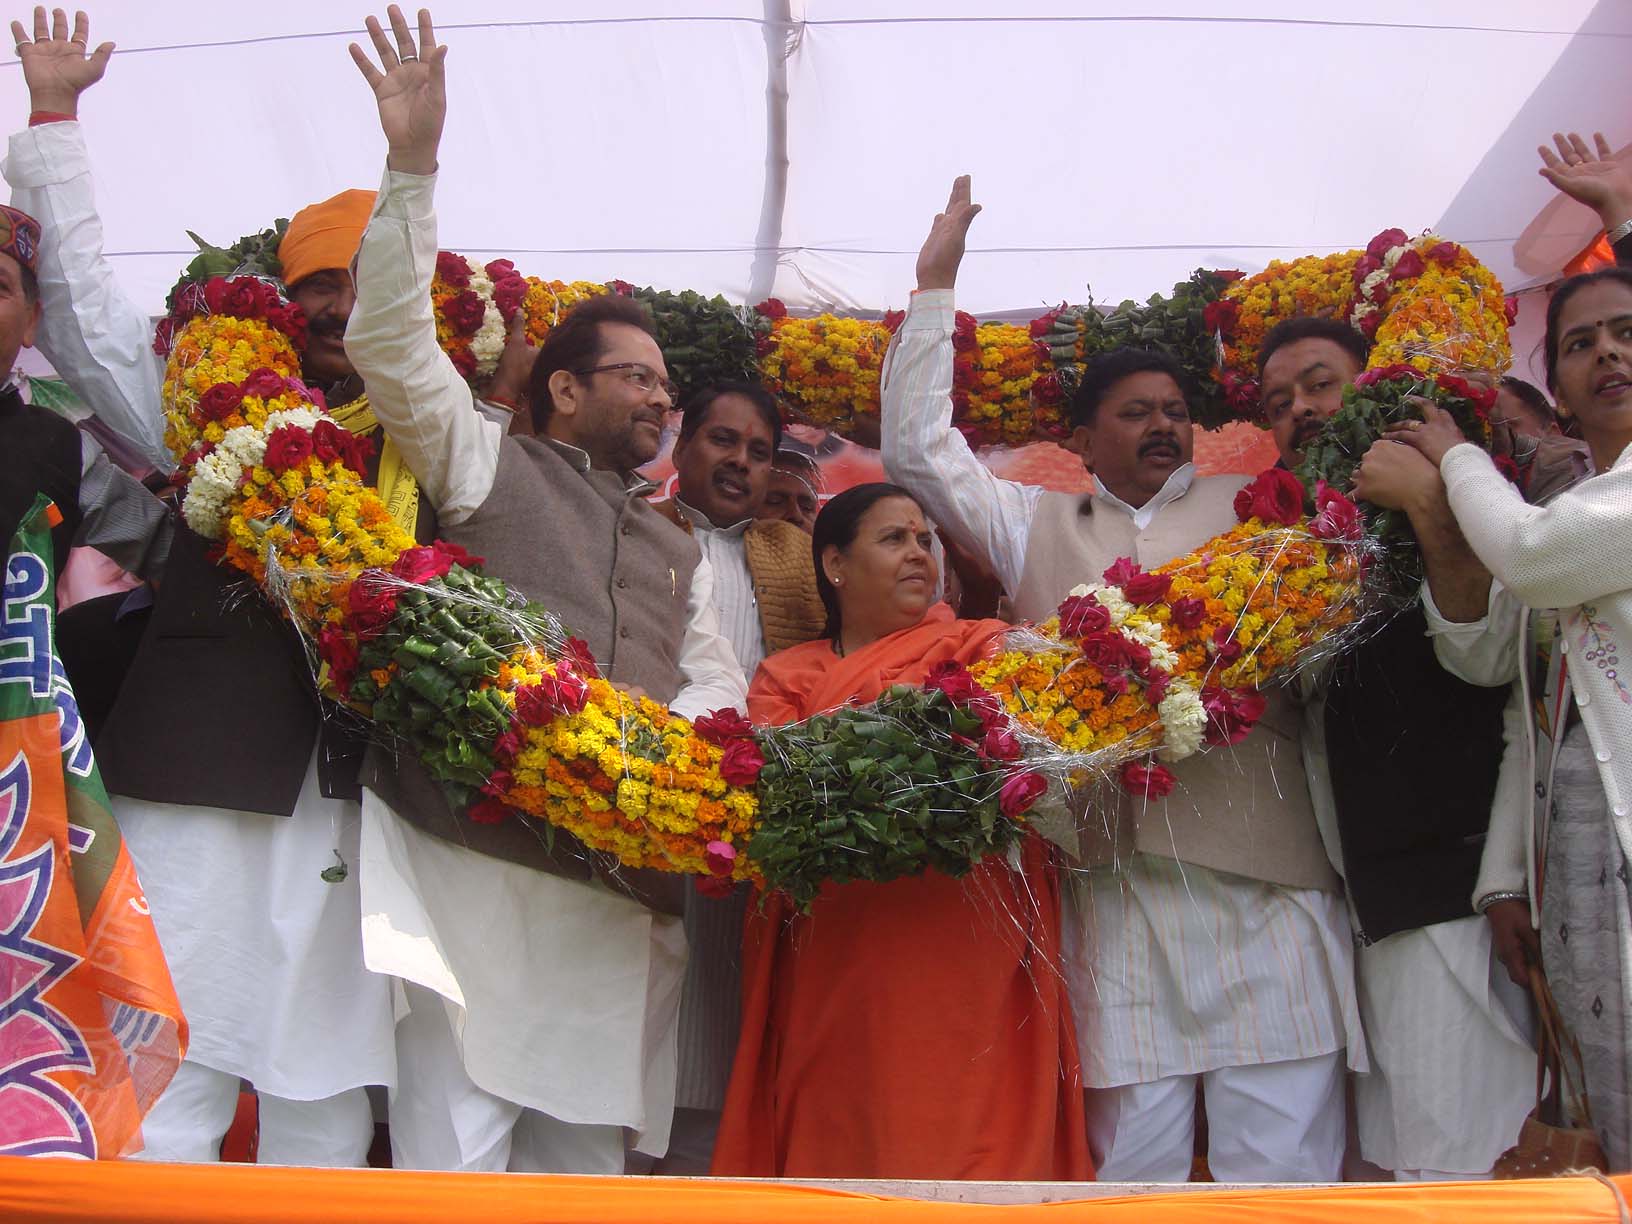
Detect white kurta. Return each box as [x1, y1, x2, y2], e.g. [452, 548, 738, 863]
[344, 167, 748, 1158]
[116, 753, 397, 1100]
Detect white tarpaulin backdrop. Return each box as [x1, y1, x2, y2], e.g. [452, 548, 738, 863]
[2, 1, 1629, 382]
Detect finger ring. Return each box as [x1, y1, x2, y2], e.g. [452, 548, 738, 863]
[399, 53, 418, 62]
[69, 36, 85, 45]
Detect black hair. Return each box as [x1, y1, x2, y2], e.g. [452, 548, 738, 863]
[18, 263, 37, 305]
[1543, 267, 1632, 393]
[1497, 375, 1559, 432]
[811, 482, 920, 642]
[1256, 316, 1369, 379]
[527, 293, 658, 431]
[1068, 346, 1190, 428]
[678, 381, 783, 453]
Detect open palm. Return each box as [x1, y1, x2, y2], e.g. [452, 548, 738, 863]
[350, 6, 447, 175]
[10, 8, 114, 113]
[1538, 131, 1632, 220]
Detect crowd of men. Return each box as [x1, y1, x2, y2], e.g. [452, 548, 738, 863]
[2, 4, 1627, 1183]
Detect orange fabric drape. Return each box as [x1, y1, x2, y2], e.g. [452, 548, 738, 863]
[3, 1159, 1631, 1223]
[712, 607, 1090, 1182]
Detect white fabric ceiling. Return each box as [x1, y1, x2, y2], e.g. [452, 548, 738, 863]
[2, 1, 1628, 319]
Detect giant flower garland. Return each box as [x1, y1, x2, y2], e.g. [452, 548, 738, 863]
[156, 274, 1381, 906]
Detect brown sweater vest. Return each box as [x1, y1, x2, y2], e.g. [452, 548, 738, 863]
[1013, 478, 1338, 893]
[363, 437, 701, 871]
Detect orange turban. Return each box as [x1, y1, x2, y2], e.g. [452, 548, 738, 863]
[278, 188, 376, 289]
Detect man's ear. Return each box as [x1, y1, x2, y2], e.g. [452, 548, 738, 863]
[547, 369, 579, 422]
[1070, 424, 1094, 470]
[21, 299, 39, 351]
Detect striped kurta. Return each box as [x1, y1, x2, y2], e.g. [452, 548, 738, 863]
[1062, 853, 1365, 1088]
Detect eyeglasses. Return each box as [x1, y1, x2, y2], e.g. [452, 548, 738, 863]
[572, 362, 679, 405]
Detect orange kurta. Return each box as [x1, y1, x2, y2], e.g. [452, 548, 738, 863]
[711, 604, 1091, 1181]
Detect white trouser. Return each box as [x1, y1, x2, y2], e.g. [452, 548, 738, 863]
[390, 982, 626, 1173]
[133, 1059, 374, 1166]
[1086, 1051, 1346, 1183]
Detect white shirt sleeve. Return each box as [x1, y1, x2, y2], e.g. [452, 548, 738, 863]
[1442, 440, 1632, 609]
[879, 288, 1043, 594]
[344, 167, 502, 525]
[1473, 681, 1533, 913]
[1419, 577, 1523, 687]
[668, 553, 750, 720]
[3, 121, 170, 471]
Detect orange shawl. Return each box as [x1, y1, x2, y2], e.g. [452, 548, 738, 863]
[711, 605, 1091, 1181]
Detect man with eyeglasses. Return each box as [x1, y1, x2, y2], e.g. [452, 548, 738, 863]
[342, 7, 747, 1174]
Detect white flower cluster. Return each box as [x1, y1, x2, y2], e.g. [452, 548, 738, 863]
[1349, 232, 1440, 332]
[462, 256, 508, 379]
[179, 407, 325, 539]
[1157, 682, 1208, 762]
[1066, 582, 1179, 672]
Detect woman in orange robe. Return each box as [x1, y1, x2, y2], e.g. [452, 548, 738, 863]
[711, 483, 1091, 1181]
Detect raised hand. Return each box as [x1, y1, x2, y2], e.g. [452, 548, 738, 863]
[349, 6, 446, 176]
[10, 7, 114, 116]
[1538, 131, 1632, 230]
[915, 175, 981, 292]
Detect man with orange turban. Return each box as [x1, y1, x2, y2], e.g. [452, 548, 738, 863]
[4, 8, 398, 1166]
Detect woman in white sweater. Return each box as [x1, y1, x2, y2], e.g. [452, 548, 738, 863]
[1399, 265, 1632, 1169]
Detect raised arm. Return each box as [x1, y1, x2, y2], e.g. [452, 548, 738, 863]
[342, 6, 501, 523]
[880, 176, 1042, 595]
[3, 7, 168, 470]
[1538, 131, 1632, 265]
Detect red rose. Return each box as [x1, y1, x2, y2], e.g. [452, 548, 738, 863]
[1427, 241, 1461, 265]
[514, 669, 589, 725]
[197, 383, 244, 423]
[694, 707, 755, 745]
[311, 419, 346, 463]
[951, 312, 978, 352]
[1494, 454, 1523, 484]
[1079, 630, 1132, 673]
[435, 251, 472, 288]
[433, 539, 480, 570]
[317, 623, 359, 694]
[392, 545, 453, 584]
[1435, 372, 1497, 413]
[491, 724, 524, 763]
[1202, 298, 1239, 337]
[263, 424, 314, 471]
[608, 279, 636, 297]
[493, 273, 528, 321]
[1028, 314, 1055, 339]
[754, 298, 787, 320]
[1202, 685, 1267, 746]
[172, 281, 207, 319]
[695, 875, 735, 898]
[1144, 670, 1171, 704]
[1103, 556, 1140, 587]
[479, 769, 513, 798]
[1389, 249, 1425, 282]
[268, 303, 308, 350]
[341, 430, 375, 474]
[1365, 228, 1409, 260]
[445, 290, 487, 335]
[1309, 480, 1363, 542]
[1221, 371, 1261, 415]
[1353, 363, 1419, 390]
[559, 635, 599, 680]
[1123, 637, 1153, 675]
[703, 839, 737, 877]
[1032, 372, 1064, 405]
[924, 659, 981, 705]
[483, 258, 516, 281]
[1504, 295, 1519, 326]
[980, 724, 1022, 763]
[347, 572, 400, 640]
[1234, 467, 1305, 526]
[1211, 625, 1242, 664]
[1123, 571, 1172, 605]
[1170, 597, 1206, 629]
[449, 347, 478, 379]
[1057, 593, 1111, 638]
[1351, 253, 1383, 285]
[1120, 760, 1176, 798]
[207, 277, 267, 319]
[152, 317, 177, 357]
[881, 308, 905, 334]
[242, 367, 287, 401]
[999, 770, 1047, 818]
[720, 738, 766, 787]
[1103, 670, 1130, 697]
[467, 797, 509, 825]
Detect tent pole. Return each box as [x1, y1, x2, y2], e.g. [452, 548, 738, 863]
[748, 0, 798, 306]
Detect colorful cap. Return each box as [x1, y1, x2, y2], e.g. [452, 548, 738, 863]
[277, 189, 377, 288]
[0, 204, 42, 275]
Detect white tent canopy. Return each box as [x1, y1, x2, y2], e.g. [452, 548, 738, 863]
[2, 1, 1628, 332]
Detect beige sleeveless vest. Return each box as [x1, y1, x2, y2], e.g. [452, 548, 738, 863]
[1013, 477, 1338, 893]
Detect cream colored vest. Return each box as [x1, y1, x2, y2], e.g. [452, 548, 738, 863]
[1013, 477, 1338, 893]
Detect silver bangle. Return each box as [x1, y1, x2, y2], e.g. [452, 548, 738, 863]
[1606, 217, 1632, 246]
[1477, 889, 1528, 913]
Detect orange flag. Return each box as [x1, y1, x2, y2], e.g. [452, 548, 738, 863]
[0, 495, 185, 1157]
